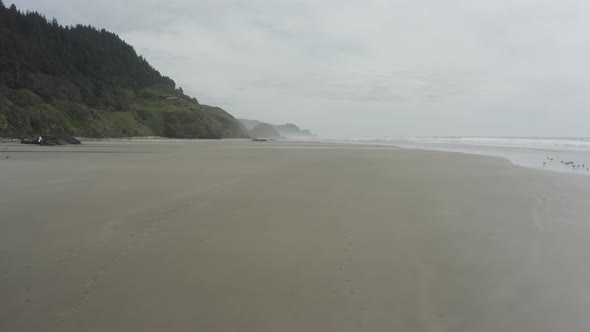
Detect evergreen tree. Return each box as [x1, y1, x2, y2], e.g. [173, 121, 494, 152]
[0, 4, 176, 105]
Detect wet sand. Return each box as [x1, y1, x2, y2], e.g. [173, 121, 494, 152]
[1, 139, 590, 332]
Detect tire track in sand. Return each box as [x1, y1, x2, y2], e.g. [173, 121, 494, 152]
[43, 178, 239, 330]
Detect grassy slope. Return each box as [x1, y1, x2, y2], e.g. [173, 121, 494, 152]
[0, 86, 247, 138]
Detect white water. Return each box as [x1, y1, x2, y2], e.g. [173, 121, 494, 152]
[346, 137, 590, 175]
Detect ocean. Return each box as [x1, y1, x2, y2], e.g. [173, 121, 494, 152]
[346, 137, 590, 175]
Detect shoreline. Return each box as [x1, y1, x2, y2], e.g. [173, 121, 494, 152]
[322, 138, 590, 176]
[4, 134, 590, 176]
[399, 146, 590, 178]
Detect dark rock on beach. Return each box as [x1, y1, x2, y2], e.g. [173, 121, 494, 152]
[21, 135, 81, 146]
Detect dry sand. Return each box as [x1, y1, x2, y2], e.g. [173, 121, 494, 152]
[1, 139, 590, 332]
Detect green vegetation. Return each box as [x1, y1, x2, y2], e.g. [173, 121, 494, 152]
[0, 1, 247, 138]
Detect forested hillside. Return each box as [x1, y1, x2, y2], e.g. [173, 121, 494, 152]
[0, 1, 247, 138]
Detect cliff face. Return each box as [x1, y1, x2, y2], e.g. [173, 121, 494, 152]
[239, 119, 315, 138]
[273, 123, 315, 138]
[248, 123, 282, 139]
[0, 2, 246, 138]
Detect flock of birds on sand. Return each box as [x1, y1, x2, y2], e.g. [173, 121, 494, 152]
[542, 156, 589, 172]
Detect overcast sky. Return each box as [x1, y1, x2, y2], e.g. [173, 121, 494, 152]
[16, 0, 590, 137]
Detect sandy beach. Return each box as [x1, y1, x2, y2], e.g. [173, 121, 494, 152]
[1, 139, 590, 332]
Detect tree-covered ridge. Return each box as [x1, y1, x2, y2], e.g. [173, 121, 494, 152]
[0, 1, 247, 138]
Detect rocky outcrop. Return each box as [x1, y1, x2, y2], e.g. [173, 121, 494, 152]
[249, 123, 282, 139]
[239, 119, 315, 138]
[274, 123, 314, 138]
[21, 135, 81, 145]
